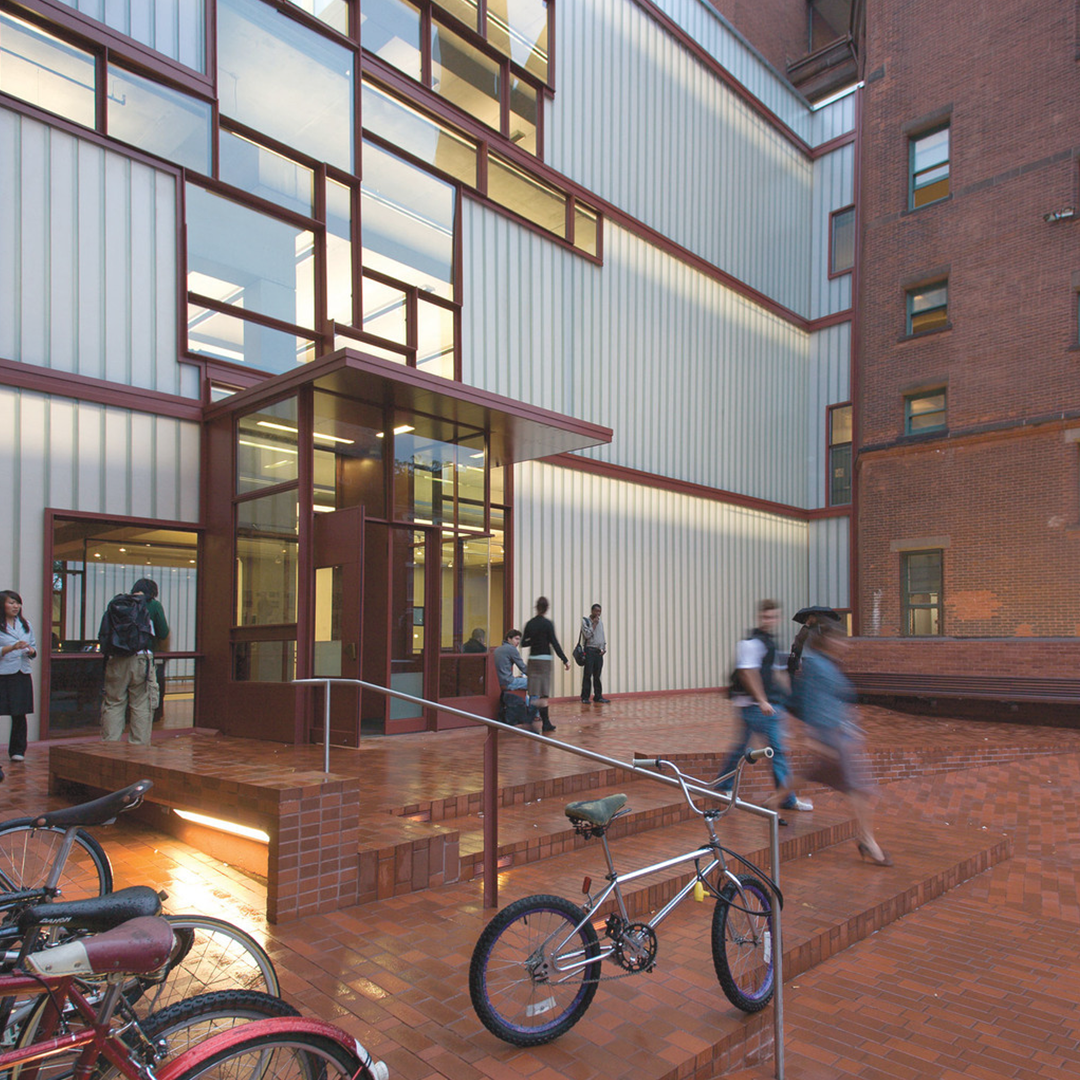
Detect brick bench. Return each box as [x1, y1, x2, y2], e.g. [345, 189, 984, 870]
[850, 673, 1080, 704]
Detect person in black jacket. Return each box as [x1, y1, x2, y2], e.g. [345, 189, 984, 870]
[521, 597, 568, 734]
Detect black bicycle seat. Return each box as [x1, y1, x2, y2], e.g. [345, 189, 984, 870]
[31, 780, 153, 829]
[564, 793, 628, 828]
[18, 885, 163, 935]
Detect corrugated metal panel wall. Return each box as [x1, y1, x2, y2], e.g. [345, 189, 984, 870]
[512, 460, 808, 696]
[804, 322, 850, 507]
[0, 386, 200, 742]
[809, 143, 855, 319]
[807, 516, 850, 611]
[547, 0, 813, 315]
[0, 108, 199, 400]
[54, 0, 205, 72]
[462, 205, 811, 507]
[807, 94, 857, 147]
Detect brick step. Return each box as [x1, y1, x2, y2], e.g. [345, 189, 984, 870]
[464, 802, 1012, 1080]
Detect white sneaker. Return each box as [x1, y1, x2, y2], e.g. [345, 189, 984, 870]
[787, 797, 813, 811]
[10, 755, 24, 762]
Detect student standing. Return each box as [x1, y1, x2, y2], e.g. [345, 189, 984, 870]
[0, 590, 37, 762]
[579, 603, 611, 703]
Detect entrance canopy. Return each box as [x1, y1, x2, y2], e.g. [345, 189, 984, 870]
[205, 348, 613, 464]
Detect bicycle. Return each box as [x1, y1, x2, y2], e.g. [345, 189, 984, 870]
[469, 747, 783, 1046]
[0, 915, 388, 1080]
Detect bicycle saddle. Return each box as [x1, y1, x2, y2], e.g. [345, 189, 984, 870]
[31, 780, 153, 829]
[17, 885, 163, 936]
[22, 916, 174, 978]
[565, 794, 628, 827]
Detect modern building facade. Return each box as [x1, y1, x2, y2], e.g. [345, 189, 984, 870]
[1, 0, 862, 746]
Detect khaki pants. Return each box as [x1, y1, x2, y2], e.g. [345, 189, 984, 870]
[101, 654, 154, 745]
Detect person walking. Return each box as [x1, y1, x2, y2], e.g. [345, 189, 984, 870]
[716, 599, 812, 812]
[100, 578, 169, 745]
[0, 590, 37, 763]
[579, 603, 610, 703]
[521, 597, 568, 734]
[776, 615, 891, 865]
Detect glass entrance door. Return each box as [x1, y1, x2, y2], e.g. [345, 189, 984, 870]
[385, 526, 432, 733]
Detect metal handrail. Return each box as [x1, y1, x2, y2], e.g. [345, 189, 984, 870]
[292, 676, 785, 1080]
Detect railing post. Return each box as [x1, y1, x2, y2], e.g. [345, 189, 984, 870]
[482, 724, 499, 908]
[323, 679, 332, 774]
[771, 813, 784, 1080]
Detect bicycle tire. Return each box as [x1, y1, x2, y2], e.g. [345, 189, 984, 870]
[469, 893, 601, 1047]
[13, 990, 298, 1080]
[131, 916, 280, 1015]
[156, 1018, 387, 1080]
[711, 874, 775, 1013]
[0, 822, 112, 899]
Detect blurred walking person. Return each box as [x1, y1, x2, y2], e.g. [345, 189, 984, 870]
[522, 597, 568, 734]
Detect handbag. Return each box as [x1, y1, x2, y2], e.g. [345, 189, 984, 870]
[572, 628, 586, 667]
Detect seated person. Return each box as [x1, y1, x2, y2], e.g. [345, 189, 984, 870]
[493, 630, 528, 694]
[462, 627, 487, 653]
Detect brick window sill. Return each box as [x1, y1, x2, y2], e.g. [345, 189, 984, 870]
[898, 324, 952, 344]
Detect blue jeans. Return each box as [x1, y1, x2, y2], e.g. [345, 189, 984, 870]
[716, 703, 795, 806]
[505, 676, 527, 692]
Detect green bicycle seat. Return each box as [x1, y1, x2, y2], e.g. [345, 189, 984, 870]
[564, 793, 628, 827]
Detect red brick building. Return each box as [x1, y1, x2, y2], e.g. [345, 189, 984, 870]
[722, 0, 1080, 702]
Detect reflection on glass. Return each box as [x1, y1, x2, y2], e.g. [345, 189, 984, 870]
[431, 0, 480, 31]
[508, 76, 537, 154]
[389, 529, 425, 719]
[486, 0, 548, 82]
[362, 81, 478, 185]
[394, 432, 457, 526]
[237, 488, 300, 533]
[489, 465, 504, 505]
[574, 204, 599, 256]
[360, 0, 421, 80]
[313, 565, 343, 677]
[363, 275, 408, 344]
[233, 640, 296, 681]
[361, 142, 455, 299]
[235, 536, 298, 625]
[326, 179, 354, 324]
[288, 0, 350, 33]
[332, 332, 410, 365]
[488, 154, 565, 236]
[107, 66, 212, 173]
[188, 304, 317, 372]
[416, 298, 455, 379]
[313, 391, 386, 517]
[218, 129, 314, 215]
[430, 22, 500, 131]
[457, 435, 485, 528]
[0, 13, 95, 127]
[830, 207, 855, 274]
[237, 398, 298, 494]
[187, 184, 316, 328]
[218, 0, 354, 171]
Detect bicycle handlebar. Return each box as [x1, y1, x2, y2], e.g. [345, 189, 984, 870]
[745, 747, 774, 763]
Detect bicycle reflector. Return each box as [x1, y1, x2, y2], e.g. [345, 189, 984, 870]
[582, 876, 591, 895]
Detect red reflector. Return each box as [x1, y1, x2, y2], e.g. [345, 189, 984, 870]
[582, 876, 591, 894]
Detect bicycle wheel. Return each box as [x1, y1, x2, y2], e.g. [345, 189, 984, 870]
[711, 874, 775, 1013]
[469, 893, 601, 1047]
[156, 1018, 387, 1080]
[14, 990, 297, 1080]
[0, 822, 112, 899]
[132, 916, 280, 1014]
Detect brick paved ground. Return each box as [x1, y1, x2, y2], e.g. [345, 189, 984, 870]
[5, 695, 1080, 1079]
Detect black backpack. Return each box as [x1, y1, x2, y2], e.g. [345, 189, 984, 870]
[726, 628, 772, 699]
[98, 594, 155, 658]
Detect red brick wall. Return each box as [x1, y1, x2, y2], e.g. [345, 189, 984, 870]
[846, 637, 1080, 678]
[707, 0, 811, 75]
[855, 0, 1080, 643]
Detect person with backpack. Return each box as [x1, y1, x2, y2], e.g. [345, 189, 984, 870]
[99, 578, 169, 745]
[0, 590, 37, 763]
[715, 599, 812, 813]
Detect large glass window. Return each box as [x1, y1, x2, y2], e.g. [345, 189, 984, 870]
[106, 65, 212, 173]
[361, 143, 456, 299]
[430, 22, 501, 131]
[362, 274, 409, 344]
[312, 392, 385, 517]
[910, 125, 950, 209]
[235, 491, 299, 626]
[326, 179, 355, 325]
[508, 75, 537, 155]
[393, 422, 485, 526]
[0, 13, 96, 127]
[186, 184, 316, 329]
[416, 297, 456, 379]
[488, 153, 565, 236]
[218, 130, 314, 216]
[218, 0, 355, 171]
[828, 404, 852, 507]
[907, 280, 948, 335]
[902, 551, 943, 636]
[237, 398, 300, 494]
[362, 80, 478, 185]
[359, 0, 422, 81]
[288, 0, 350, 34]
[486, 0, 548, 82]
[187, 304, 317, 372]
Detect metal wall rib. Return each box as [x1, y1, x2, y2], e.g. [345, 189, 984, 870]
[0, 386, 201, 742]
[513, 460, 808, 696]
[807, 516, 850, 610]
[0, 108, 198, 400]
[462, 203, 811, 506]
[54, 0, 206, 72]
[547, 0, 813, 315]
[810, 143, 855, 319]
